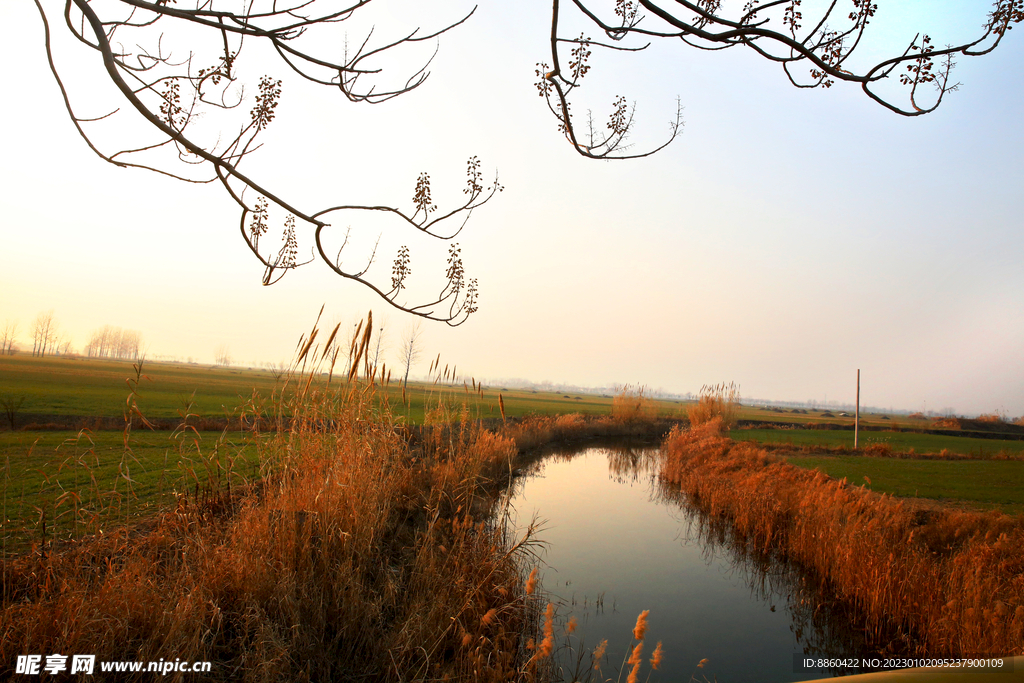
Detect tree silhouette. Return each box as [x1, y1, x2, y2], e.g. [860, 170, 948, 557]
[32, 0, 499, 325]
[538, 0, 1023, 158]
[31, 0, 1021, 321]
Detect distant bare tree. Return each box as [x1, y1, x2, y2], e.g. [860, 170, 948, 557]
[31, 310, 59, 357]
[84, 327, 107, 358]
[264, 360, 290, 383]
[539, 0, 1024, 158]
[55, 332, 74, 357]
[215, 345, 233, 367]
[399, 320, 423, 388]
[0, 320, 18, 355]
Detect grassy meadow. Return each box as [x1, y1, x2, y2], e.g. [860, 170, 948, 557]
[0, 429, 261, 551]
[780, 455, 1024, 514]
[0, 353, 676, 426]
[736, 427, 1024, 458]
[0, 355, 283, 419]
[3, 352, 1024, 545]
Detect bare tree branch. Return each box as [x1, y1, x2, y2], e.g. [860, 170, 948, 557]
[33, 0, 496, 325]
[541, 0, 1023, 155]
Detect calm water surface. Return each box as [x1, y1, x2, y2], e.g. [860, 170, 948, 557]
[506, 444, 893, 683]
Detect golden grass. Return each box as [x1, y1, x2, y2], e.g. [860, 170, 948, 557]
[686, 382, 740, 430]
[631, 609, 649, 641]
[611, 385, 659, 424]
[592, 639, 607, 671]
[0, 309, 679, 681]
[662, 419, 1024, 655]
[649, 641, 663, 671]
[0, 318, 550, 682]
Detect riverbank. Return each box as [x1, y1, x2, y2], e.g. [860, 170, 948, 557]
[1, 383, 539, 682]
[661, 419, 1024, 656]
[0, 385, 676, 681]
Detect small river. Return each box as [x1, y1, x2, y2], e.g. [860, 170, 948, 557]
[505, 442, 899, 683]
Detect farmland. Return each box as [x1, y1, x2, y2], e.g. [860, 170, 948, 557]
[0, 353, 643, 426]
[3, 351, 1024, 679]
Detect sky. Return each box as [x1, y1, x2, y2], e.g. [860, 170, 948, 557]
[1, 0, 1022, 416]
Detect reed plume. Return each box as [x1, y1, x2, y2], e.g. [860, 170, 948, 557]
[592, 639, 608, 671]
[650, 641, 664, 670]
[632, 609, 649, 641]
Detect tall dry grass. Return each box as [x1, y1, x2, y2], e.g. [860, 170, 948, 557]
[686, 383, 740, 430]
[611, 385, 659, 424]
[661, 420, 1024, 655]
[0, 317, 545, 682]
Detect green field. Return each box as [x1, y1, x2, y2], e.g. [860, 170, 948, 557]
[1, 428, 262, 550]
[783, 455, 1024, 514]
[0, 355, 287, 419]
[0, 354, 649, 425]
[6, 354, 1019, 437]
[735, 427, 1024, 457]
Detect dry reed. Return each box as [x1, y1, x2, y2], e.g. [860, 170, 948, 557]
[649, 641, 663, 670]
[662, 419, 1024, 655]
[686, 382, 740, 430]
[611, 385, 659, 424]
[0, 317, 545, 682]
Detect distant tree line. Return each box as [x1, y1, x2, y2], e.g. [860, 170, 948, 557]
[84, 325, 143, 361]
[1, 313, 145, 360]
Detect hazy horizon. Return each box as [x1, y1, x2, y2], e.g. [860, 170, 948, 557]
[2, 0, 1022, 418]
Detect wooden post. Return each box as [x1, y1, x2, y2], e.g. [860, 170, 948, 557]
[855, 369, 860, 450]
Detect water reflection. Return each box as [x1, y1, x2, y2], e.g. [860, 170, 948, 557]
[657, 486, 917, 664]
[506, 442, 914, 683]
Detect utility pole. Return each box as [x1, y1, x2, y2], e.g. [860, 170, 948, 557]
[855, 369, 860, 449]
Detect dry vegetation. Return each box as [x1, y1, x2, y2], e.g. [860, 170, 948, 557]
[0, 325, 678, 681]
[662, 420, 1024, 655]
[520, 596, 663, 683]
[1, 383, 544, 681]
[685, 382, 740, 430]
[0, 321, 557, 682]
[610, 385, 659, 424]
